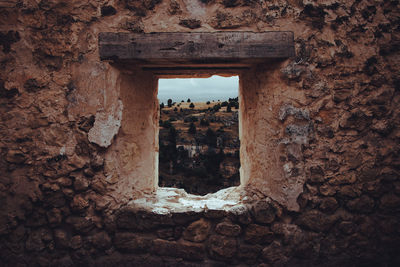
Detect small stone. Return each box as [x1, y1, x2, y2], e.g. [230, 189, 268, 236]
[338, 221, 355, 235]
[333, 89, 352, 102]
[252, 199, 276, 224]
[56, 177, 72, 187]
[328, 173, 357, 185]
[168, 0, 181, 15]
[153, 239, 205, 261]
[319, 197, 338, 213]
[279, 104, 310, 121]
[90, 231, 111, 250]
[380, 194, 400, 210]
[25, 230, 46, 252]
[68, 154, 87, 169]
[91, 179, 107, 194]
[262, 241, 286, 263]
[50, 256, 74, 267]
[309, 166, 325, 183]
[379, 218, 399, 235]
[230, 205, 252, 225]
[172, 211, 201, 225]
[66, 216, 94, 233]
[182, 218, 211, 242]
[90, 153, 104, 171]
[270, 223, 303, 245]
[54, 228, 69, 248]
[62, 188, 74, 198]
[215, 221, 241, 236]
[345, 152, 363, 170]
[281, 62, 307, 81]
[244, 224, 274, 244]
[73, 175, 90, 191]
[26, 209, 47, 227]
[296, 210, 338, 232]
[47, 191, 65, 208]
[237, 244, 262, 263]
[83, 167, 95, 177]
[338, 185, 362, 198]
[204, 209, 226, 219]
[346, 195, 375, 213]
[179, 19, 201, 29]
[91, 195, 111, 211]
[114, 233, 152, 252]
[157, 226, 182, 241]
[46, 208, 62, 225]
[208, 234, 237, 259]
[6, 149, 27, 164]
[70, 235, 82, 249]
[24, 78, 45, 92]
[71, 195, 89, 212]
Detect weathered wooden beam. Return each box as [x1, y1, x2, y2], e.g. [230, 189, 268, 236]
[99, 32, 294, 65]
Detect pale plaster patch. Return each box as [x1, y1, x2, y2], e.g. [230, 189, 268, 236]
[88, 100, 123, 147]
[129, 187, 245, 214]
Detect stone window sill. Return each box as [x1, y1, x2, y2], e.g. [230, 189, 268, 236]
[129, 186, 246, 214]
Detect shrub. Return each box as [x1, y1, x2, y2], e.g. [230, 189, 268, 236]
[200, 118, 209, 126]
[213, 104, 221, 112]
[162, 120, 172, 128]
[184, 116, 198, 123]
[206, 128, 217, 147]
[188, 122, 196, 134]
[168, 126, 178, 143]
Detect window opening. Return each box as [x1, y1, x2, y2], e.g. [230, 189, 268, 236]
[158, 75, 240, 195]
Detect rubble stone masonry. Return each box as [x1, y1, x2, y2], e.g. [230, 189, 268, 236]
[0, 0, 399, 266]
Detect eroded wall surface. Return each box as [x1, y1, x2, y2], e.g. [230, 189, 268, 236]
[0, 0, 399, 266]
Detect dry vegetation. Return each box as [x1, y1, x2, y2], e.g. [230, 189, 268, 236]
[159, 99, 240, 195]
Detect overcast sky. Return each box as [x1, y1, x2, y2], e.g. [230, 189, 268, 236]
[158, 75, 239, 103]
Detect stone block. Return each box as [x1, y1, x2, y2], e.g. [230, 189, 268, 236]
[252, 199, 276, 224]
[215, 221, 241, 237]
[183, 218, 212, 242]
[207, 234, 237, 259]
[114, 232, 152, 253]
[153, 239, 205, 261]
[244, 224, 274, 245]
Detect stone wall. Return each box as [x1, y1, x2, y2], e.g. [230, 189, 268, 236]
[1, 0, 399, 266]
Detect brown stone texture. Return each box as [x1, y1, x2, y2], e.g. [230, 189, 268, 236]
[182, 218, 212, 242]
[215, 220, 241, 236]
[0, 0, 400, 266]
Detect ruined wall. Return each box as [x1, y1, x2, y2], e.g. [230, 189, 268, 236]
[1, 0, 399, 266]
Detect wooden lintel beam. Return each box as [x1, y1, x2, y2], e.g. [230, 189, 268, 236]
[99, 32, 295, 65]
